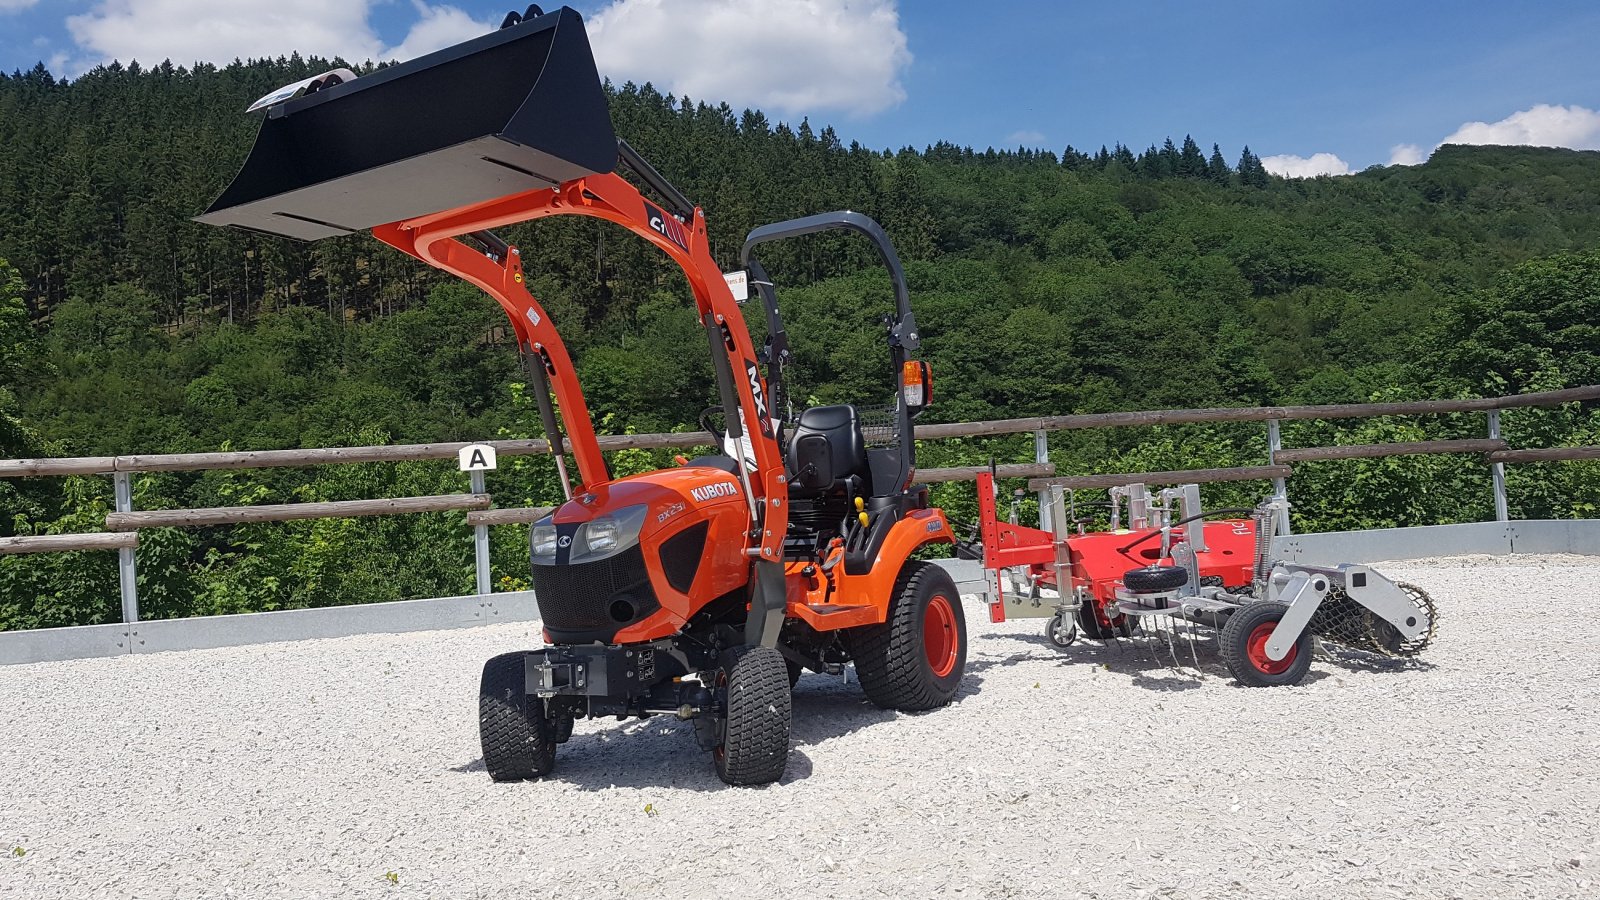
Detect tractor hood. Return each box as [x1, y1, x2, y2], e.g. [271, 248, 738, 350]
[195, 5, 616, 241]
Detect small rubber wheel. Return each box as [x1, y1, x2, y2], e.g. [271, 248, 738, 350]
[1077, 599, 1135, 639]
[1045, 611, 1077, 648]
[712, 646, 792, 786]
[1220, 603, 1314, 687]
[848, 562, 968, 711]
[479, 652, 556, 780]
[1123, 565, 1188, 593]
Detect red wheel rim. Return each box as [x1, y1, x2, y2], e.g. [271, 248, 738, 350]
[923, 594, 959, 678]
[1246, 621, 1296, 675]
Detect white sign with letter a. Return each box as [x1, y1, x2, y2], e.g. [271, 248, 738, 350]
[458, 443, 499, 472]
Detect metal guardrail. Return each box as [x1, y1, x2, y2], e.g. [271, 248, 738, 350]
[1, 385, 1596, 635]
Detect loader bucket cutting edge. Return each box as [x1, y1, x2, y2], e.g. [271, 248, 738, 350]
[195, 6, 617, 241]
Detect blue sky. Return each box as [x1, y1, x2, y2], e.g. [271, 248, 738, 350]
[2, 1, 1597, 174]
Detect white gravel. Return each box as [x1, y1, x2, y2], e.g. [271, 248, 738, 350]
[3, 554, 1598, 899]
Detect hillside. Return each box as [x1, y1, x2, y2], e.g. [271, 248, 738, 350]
[1, 59, 1598, 627]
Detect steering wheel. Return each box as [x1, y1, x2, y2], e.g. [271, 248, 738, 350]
[699, 406, 727, 444]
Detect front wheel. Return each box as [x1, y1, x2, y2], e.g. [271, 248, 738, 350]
[1045, 610, 1078, 648]
[849, 562, 968, 711]
[479, 652, 556, 781]
[1220, 602, 1314, 687]
[711, 646, 792, 786]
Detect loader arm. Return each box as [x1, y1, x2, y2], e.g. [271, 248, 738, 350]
[372, 171, 790, 562]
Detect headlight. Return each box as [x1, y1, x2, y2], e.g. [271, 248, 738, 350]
[530, 522, 558, 560]
[570, 504, 649, 564]
[586, 517, 622, 554]
[530, 505, 650, 566]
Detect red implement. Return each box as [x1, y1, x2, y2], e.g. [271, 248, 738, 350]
[975, 472, 1256, 625]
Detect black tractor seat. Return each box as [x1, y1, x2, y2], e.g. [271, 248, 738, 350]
[786, 404, 871, 498]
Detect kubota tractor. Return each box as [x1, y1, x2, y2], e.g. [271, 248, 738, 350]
[198, 5, 967, 785]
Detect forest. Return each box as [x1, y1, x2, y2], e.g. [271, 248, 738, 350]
[1, 57, 1598, 629]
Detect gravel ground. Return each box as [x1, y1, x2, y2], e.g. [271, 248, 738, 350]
[3, 554, 1598, 900]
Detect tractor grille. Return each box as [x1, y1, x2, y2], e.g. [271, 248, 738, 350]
[530, 545, 659, 643]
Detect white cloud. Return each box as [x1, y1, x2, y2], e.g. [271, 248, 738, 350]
[1440, 103, 1600, 150]
[60, 0, 490, 75]
[66, 1, 386, 70]
[0, 0, 39, 13]
[1260, 152, 1352, 178]
[587, 0, 911, 118]
[1006, 130, 1046, 147]
[384, 2, 495, 64]
[1388, 143, 1425, 166]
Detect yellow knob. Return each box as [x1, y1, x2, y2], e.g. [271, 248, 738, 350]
[854, 497, 865, 511]
[858, 511, 870, 527]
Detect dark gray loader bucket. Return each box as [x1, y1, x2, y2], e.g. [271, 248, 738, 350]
[196, 6, 616, 241]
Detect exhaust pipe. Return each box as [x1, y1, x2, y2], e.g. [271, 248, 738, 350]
[195, 6, 616, 241]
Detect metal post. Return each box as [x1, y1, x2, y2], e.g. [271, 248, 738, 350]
[113, 472, 140, 623]
[1266, 419, 1292, 536]
[1034, 429, 1051, 532]
[1488, 410, 1508, 522]
[470, 470, 492, 596]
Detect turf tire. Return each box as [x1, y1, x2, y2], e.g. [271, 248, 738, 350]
[712, 646, 792, 786]
[848, 562, 968, 711]
[479, 652, 556, 781]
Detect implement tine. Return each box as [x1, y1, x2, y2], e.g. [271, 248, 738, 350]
[1162, 614, 1180, 669]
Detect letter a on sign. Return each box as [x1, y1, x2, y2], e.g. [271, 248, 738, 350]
[458, 443, 499, 472]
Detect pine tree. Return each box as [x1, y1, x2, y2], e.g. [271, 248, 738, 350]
[1140, 143, 1172, 178]
[1160, 137, 1181, 175]
[1208, 143, 1233, 184]
[1179, 135, 1206, 178]
[1237, 146, 1271, 188]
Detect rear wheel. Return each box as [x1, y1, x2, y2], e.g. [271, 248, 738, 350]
[850, 562, 968, 711]
[711, 646, 791, 786]
[479, 652, 556, 781]
[1220, 602, 1314, 687]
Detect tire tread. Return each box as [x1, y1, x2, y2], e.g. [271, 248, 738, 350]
[479, 652, 556, 781]
[849, 562, 965, 711]
[1220, 602, 1314, 687]
[715, 646, 791, 786]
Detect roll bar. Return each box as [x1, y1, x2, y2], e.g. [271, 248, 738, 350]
[739, 211, 919, 351]
[738, 211, 923, 495]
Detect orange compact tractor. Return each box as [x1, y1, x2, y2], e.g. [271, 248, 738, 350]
[199, 5, 966, 785]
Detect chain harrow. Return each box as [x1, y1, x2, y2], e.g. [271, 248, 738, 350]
[1307, 580, 1438, 657]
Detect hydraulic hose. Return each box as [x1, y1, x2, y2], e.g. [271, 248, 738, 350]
[1115, 508, 1256, 555]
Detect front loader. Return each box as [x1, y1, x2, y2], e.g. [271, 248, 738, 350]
[198, 5, 966, 785]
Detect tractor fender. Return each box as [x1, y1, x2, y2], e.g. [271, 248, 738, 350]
[831, 508, 955, 612]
